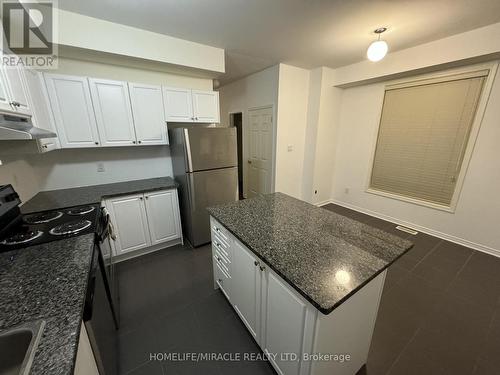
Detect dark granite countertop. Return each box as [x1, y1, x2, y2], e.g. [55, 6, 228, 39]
[207, 193, 413, 315]
[21, 177, 178, 213]
[0, 234, 95, 375]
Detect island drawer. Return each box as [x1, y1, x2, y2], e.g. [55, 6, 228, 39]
[211, 219, 230, 241]
[212, 236, 230, 256]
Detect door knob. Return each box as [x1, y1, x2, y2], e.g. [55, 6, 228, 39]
[248, 160, 252, 164]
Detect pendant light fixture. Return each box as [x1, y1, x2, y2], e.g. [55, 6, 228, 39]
[367, 27, 388, 62]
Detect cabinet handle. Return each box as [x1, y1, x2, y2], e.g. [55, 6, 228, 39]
[10, 101, 20, 107]
[217, 256, 221, 261]
[140, 197, 143, 200]
[132, 141, 136, 144]
[145, 196, 149, 200]
[259, 265, 266, 272]
[43, 145, 48, 148]
[94, 142, 99, 145]
[215, 227, 220, 232]
[138, 141, 142, 144]
[254, 260, 259, 267]
[218, 278, 223, 285]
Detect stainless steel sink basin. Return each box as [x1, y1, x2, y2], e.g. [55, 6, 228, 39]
[0, 320, 45, 375]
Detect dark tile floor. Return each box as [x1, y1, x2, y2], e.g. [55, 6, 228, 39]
[116, 204, 500, 375]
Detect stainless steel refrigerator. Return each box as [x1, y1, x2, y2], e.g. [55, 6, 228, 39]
[169, 127, 238, 247]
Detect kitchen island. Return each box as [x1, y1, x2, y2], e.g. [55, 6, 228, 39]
[207, 193, 413, 375]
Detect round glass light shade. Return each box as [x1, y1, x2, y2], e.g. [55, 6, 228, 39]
[367, 40, 388, 62]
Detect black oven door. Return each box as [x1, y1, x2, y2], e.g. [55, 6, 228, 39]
[83, 244, 118, 375]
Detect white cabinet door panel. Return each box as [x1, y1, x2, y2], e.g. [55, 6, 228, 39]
[0, 68, 14, 112]
[44, 74, 100, 148]
[144, 189, 181, 245]
[3, 66, 31, 115]
[129, 83, 168, 145]
[106, 194, 151, 254]
[232, 240, 261, 341]
[192, 90, 219, 123]
[89, 78, 136, 146]
[163, 87, 193, 122]
[264, 271, 308, 375]
[23, 68, 60, 152]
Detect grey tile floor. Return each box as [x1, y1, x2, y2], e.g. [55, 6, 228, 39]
[116, 204, 500, 374]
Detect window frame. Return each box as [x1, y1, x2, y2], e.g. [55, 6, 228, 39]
[365, 62, 499, 213]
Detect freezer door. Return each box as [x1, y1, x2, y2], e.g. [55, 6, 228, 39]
[185, 127, 237, 172]
[186, 167, 238, 246]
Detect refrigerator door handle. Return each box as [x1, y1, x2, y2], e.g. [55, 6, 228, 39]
[184, 128, 194, 172]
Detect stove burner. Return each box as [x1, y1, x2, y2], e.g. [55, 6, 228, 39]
[1, 230, 43, 245]
[49, 220, 92, 236]
[67, 206, 95, 216]
[24, 211, 63, 224]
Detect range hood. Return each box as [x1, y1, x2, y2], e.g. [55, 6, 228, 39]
[0, 113, 57, 140]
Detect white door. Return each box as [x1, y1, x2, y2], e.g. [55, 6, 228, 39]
[263, 271, 309, 375]
[144, 189, 181, 245]
[89, 78, 137, 147]
[3, 66, 31, 115]
[23, 68, 60, 152]
[0, 68, 14, 113]
[232, 240, 261, 342]
[44, 74, 101, 148]
[192, 90, 219, 123]
[128, 82, 168, 145]
[247, 106, 273, 198]
[162, 87, 194, 122]
[105, 194, 151, 255]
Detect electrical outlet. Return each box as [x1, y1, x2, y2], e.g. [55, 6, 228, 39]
[97, 163, 105, 172]
[287, 144, 294, 152]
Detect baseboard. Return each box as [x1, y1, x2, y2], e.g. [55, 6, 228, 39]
[319, 199, 500, 258]
[114, 237, 184, 263]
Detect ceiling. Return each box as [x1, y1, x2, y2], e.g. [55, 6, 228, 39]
[58, 0, 500, 85]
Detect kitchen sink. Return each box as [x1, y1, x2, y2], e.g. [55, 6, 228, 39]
[0, 320, 45, 375]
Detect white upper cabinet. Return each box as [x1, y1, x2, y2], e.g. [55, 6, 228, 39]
[3, 66, 31, 115]
[0, 66, 31, 115]
[129, 82, 168, 145]
[144, 189, 181, 244]
[0, 69, 13, 113]
[163, 87, 220, 123]
[89, 78, 136, 147]
[23, 68, 60, 152]
[44, 74, 101, 148]
[192, 90, 220, 123]
[163, 87, 194, 122]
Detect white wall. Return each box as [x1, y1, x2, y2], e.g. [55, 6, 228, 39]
[56, 8, 225, 74]
[275, 64, 310, 200]
[31, 146, 172, 191]
[330, 66, 500, 254]
[218, 65, 280, 196]
[0, 157, 40, 201]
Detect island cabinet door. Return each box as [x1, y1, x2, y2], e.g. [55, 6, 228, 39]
[261, 267, 317, 375]
[231, 239, 262, 343]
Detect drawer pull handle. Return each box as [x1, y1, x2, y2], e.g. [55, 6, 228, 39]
[259, 265, 266, 272]
[254, 260, 259, 267]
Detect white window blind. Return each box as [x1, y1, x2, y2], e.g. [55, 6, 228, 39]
[370, 72, 487, 207]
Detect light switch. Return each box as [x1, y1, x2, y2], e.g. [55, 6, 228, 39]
[287, 144, 294, 152]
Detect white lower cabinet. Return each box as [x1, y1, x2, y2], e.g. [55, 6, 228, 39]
[232, 239, 261, 342]
[105, 194, 151, 254]
[144, 189, 182, 245]
[104, 189, 182, 258]
[210, 217, 386, 375]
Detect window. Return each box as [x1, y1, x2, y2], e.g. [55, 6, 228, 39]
[369, 69, 490, 210]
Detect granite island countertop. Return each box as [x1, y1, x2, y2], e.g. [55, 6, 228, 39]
[207, 193, 413, 314]
[0, 234, 95, 375]
[21, 176, 178, 213]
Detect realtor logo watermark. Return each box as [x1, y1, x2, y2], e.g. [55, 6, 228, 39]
[1, 0, 58, 68]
